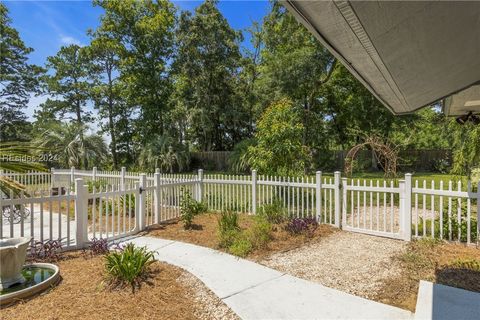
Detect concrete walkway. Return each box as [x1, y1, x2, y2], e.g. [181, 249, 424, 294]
[414, 281, 480, 320]
[122, 236, 413, 320]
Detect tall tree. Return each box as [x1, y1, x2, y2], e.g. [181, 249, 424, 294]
[449, 120, 480, 177]
[0, 3, 43, 141]
[45, 44, 94, 169]
[321, 65, 400, 149]
[172, 0, 247, 151]
[94, 0, 176, 144]
[247, 98, 311, 176]
[87, 31, 127, 169]
[257, 2, 337, 151]
[238, 21, 264, 132]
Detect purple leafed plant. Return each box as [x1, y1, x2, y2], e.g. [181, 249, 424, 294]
[29, 239, 63, 262]
[88, 238, 109, 255]
[285, 217, 318, 237]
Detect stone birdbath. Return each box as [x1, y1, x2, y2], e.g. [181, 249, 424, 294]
[0, 237, 30, 290]
[0, 237, 60, 306]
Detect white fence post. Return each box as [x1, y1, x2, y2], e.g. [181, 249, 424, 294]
[92, 166, 97, 182]
[154, 172, 161, 224]
[120, 167, 126, 191]
[334, 171, 341, 228]
[197, 169, 204, 202]
[341, 177, 348, 228]
[316, 171, 322, 222]
[70, 167, 75, 187]
[251, 170, 257, 215]
[75, 178, 88, 248]
[477, 181, 480, 243]
[51, 167, 55, 188]
[155, 168, 160, 174]
[401, 173, 412, 241]
[138, 174, 146, 231]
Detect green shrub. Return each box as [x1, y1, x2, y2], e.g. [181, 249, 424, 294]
[450, 258, 480, 271]
[104, 243, 155, 292]
[180, 189, 207, 229]
[413, 214, 478, 242]
[246, 216, 272, 249]
[87, 179, 109, 192]
[120, 194, 136, 216]
[217, 211, 241, 248]
[229, 235, 253, 257]
[259, 200, 286, 224]
[219, 229, 241, 249]
[218, 210, 240, 233]
[217, 211, 273, 257]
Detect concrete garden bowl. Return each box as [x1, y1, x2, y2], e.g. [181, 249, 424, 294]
[0, 237, 60, 306]
[0, 237, 31, 290]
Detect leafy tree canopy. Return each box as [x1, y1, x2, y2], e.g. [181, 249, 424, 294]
[247, 98, 311, 176]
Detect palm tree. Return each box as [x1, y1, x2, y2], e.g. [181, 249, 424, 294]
[34, 122, 108, 169]
[138, 135, 190, 173]
[0, 142, 46, 194]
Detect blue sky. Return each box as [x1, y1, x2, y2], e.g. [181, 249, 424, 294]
[4, 0, 271, 120]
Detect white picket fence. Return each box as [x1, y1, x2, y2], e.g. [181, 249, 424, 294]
[0, 170, 51, 195]
[1, 168, 479, 250]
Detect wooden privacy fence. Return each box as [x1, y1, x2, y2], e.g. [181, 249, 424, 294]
[1, 168, 479, 250]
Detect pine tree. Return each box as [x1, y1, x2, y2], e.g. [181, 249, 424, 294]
[0, 3, 43, 141]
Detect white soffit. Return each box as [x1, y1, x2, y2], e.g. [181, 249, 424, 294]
[282, 1, 480, 115]
[444, 85, 480, 116]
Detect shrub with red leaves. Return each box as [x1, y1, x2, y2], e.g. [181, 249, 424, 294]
[285, 217, 318, 237]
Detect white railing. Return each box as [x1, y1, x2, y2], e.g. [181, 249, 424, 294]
[1, 168, 479, 248]
[412, 180, 480, 245]
[1, 187, 77, 249]
[0, 170, 51, 195]
[342, 177, 406, 240]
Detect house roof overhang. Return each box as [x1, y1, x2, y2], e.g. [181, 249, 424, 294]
[282, 1, 480, 116]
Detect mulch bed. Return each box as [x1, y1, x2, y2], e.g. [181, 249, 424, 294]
[2, 251, 215, 320]
[375, 239, 480, 311]
[144, 213, 337, 260]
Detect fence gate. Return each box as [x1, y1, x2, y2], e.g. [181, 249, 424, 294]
[340, 175, 412, 241]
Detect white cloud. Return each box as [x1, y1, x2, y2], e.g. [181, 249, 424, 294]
[60, 35, 82, 46]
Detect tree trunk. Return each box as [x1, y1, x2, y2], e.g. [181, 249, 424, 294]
[106, 65, 118, 169]
[75, 100, 87, 170]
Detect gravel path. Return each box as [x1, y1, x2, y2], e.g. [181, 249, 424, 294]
[178, 272, 239, 320]
[260, 231, 407, 300]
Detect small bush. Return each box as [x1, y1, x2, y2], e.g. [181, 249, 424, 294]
[218, 210, 240, 233]
[29, 239, 62, 262]
[218, 213, 272, 257]
[449, 258, 480, 272]
[104, 243, 155, 292]
[180, 189, 207, 229]
[120, 194, 136, 216]
[218, 229, 240, 249]
[218, 211, 241, 248]
[285, 217, 318, 237]
[413, 214, 478, 243]
[246, 216, 272, 249]
[229, 235, 253, 257]
[87, 179, 109, 192]
[259, 200, 286, 224]
[87, 238, 109, 255]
